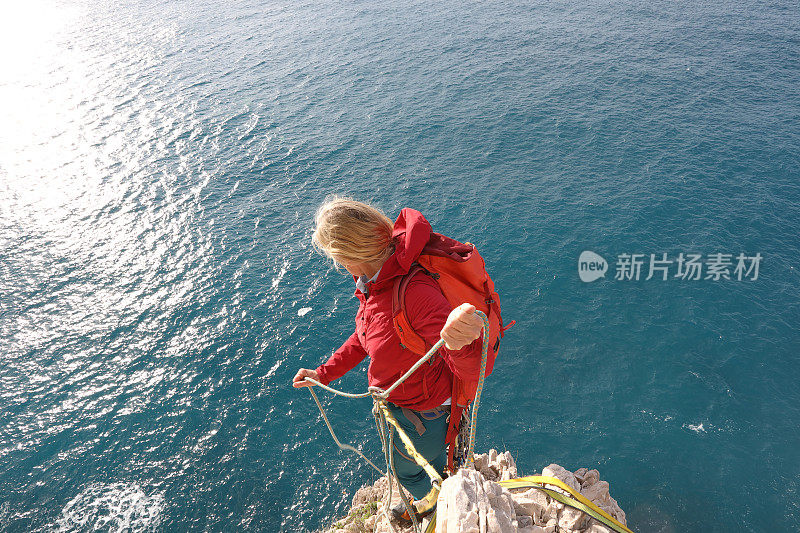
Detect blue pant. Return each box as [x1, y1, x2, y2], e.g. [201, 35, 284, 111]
[385, 402, 449, 500]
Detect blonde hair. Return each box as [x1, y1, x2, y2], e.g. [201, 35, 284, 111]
[312, 196, 395, 267]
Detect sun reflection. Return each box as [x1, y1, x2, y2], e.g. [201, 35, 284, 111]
[0, 2, 285, 529]
[0, 0, 219, 489]
[0, 2, 83, 171]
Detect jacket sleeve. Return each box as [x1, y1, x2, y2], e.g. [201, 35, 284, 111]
[314, 331, 369, 385]
[404, 275, 481, 367]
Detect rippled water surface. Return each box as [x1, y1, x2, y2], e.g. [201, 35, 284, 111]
[1, 0, 799, 531]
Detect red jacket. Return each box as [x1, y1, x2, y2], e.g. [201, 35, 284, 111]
[314, 209, 481, 411]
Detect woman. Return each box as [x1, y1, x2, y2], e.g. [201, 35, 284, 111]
[292, 197, 483, 523]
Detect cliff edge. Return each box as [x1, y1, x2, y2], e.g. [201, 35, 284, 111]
[322, 449, 628, 533]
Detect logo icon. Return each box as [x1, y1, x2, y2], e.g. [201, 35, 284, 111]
[578, 251, 607, 282]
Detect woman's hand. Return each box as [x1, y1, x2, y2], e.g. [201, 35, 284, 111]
[292, 368, 320, 388]
[441, 303, 483, 351]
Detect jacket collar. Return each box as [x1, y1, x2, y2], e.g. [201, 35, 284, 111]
[355, 267, 382, 294]
[377, 208, 431, 284]
[352, 208, 432, 292]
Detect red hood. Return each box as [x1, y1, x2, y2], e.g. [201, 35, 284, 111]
[376, 208, 431, 283]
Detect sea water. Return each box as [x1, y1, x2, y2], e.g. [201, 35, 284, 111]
[1, 0, 798, 531]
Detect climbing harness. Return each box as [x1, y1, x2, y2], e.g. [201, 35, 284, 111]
[379, 403, 445, 488]
[303, 310, 492, 533]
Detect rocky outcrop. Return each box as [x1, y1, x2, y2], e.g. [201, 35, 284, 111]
[436, 455, 627, 533]
[322, 449, 628, 533]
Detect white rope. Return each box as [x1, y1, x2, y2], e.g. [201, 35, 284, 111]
[375, 406, 413, 532]
[307, 386, 383, 475]
[303, 378, 373, 399]
[374, 409, 393, 518]
[301, 338, 445, 401]
[378, 339, 444, 398]
[306, 386, 422, 533]
[388, 423, 420, 533]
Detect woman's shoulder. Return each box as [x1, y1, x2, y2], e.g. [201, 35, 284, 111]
[402, 269, 447, 310]
[404, 268, 441, 291]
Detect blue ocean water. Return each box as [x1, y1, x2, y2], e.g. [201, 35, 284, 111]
[1, 0, 798, 531]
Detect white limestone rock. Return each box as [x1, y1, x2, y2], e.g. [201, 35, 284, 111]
[512, 487, 550, 523]
[581, 469, 601, 489]
[579, 478, 627, 526]
[436, 467, 519, 533]
[582, 479, 611, 504]
[473, 453, 489, 472]
[558, 505, 589, 531]
[516, 514, 533, 528]
[541, 463, 581, 492]
[584, 523, 614, 533]
[325, 453, 630, 533]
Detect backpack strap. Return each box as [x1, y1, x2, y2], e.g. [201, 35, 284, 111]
[392, 263, 434, 355]
[445, 402, 465, 471]
[393, 265, 464, 470]
[391, 263, 426, 317]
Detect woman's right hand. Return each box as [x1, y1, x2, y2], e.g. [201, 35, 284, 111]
[292, 368, 320, 388]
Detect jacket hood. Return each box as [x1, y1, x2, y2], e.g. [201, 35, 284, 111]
[375, 208, 431, 283]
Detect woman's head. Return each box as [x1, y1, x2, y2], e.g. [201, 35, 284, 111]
[312, 196, 395, 272]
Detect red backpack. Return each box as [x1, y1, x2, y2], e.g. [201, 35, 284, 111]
[391, 232, 513, 470]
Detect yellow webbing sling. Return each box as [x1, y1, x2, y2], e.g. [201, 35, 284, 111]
[425, 475, 633, 533]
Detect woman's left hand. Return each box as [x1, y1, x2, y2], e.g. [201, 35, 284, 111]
[441, 303, 484, 350]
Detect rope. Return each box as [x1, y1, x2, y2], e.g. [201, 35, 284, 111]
[303, 379, 373, 399]
[378, 338, 444, 398]
[374, 404, 420, 533]
[377, 408, 399, 529]
[466, 311, 490, 464]
[303, 310, 491, 532]
[307, 386, 384, 475]
[373, 408, 395, 525]
[303, 311, 488, 419]
[302, 337, 445, 401]
[388, 422, 419, 531]
[378, 402, 444, 487]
